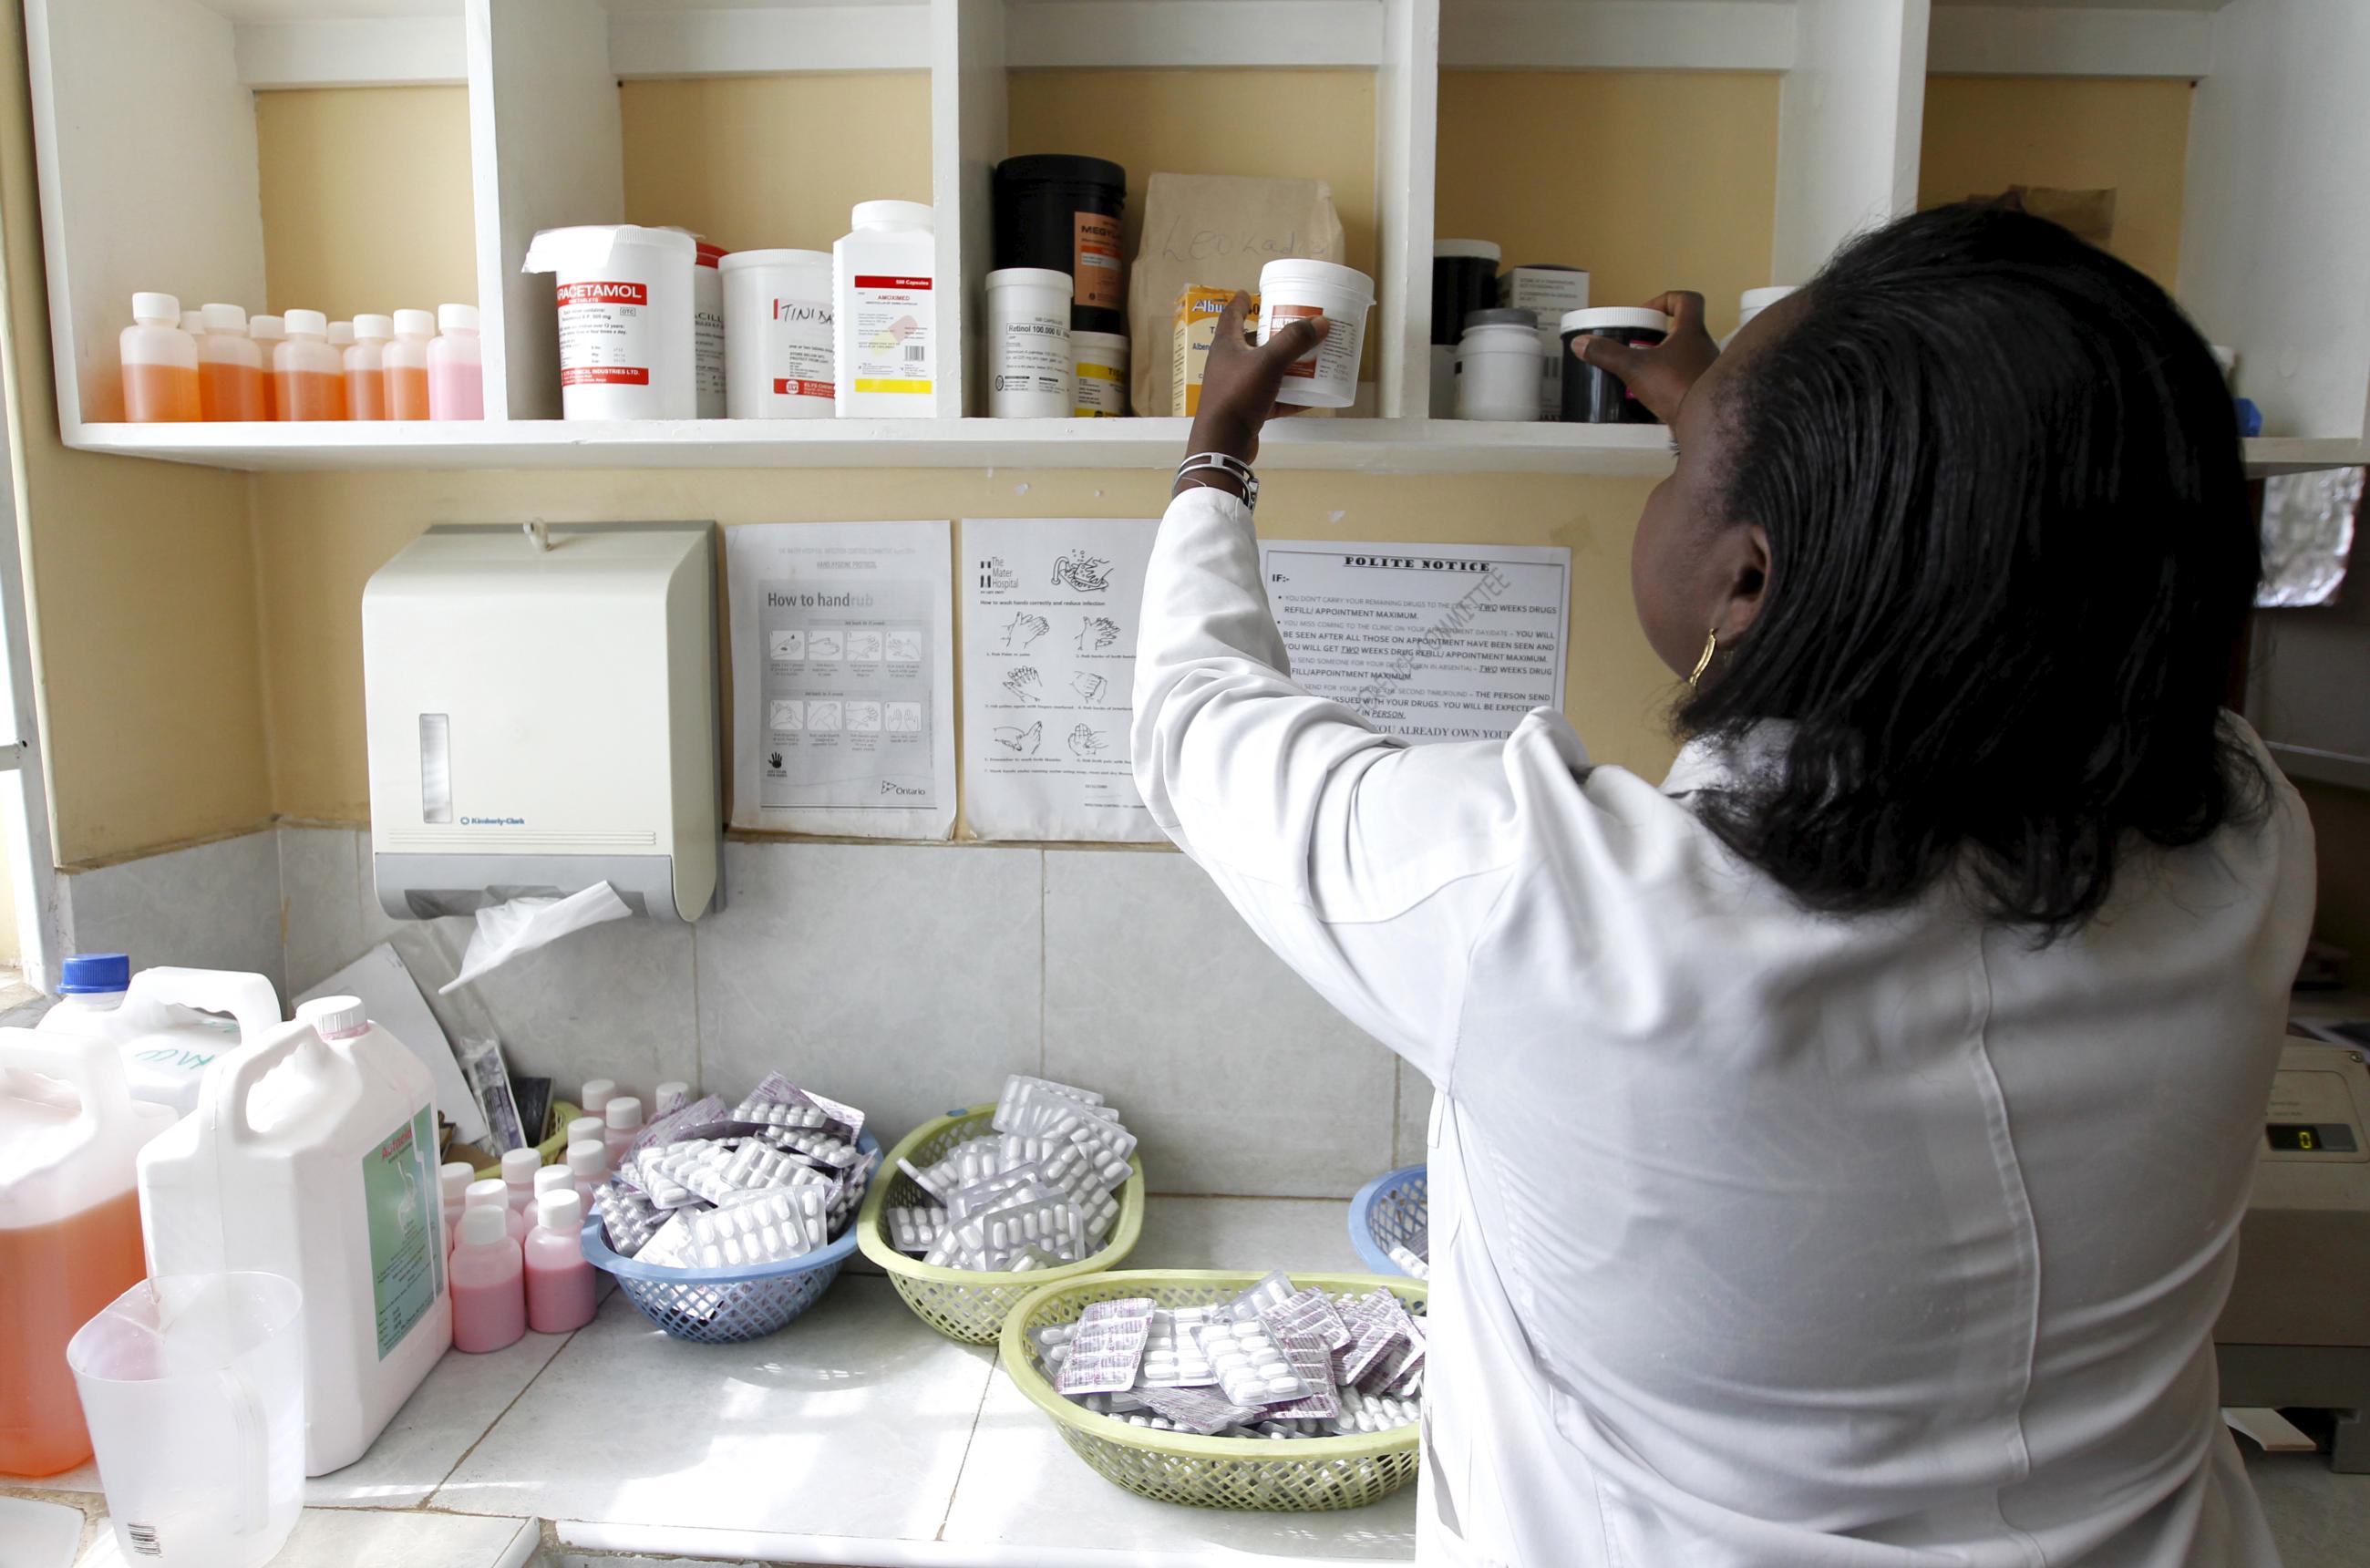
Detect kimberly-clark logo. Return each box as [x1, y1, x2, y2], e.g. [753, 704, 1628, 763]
[459, 815, 526, 827]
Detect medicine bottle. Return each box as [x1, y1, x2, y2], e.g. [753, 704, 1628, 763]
[248, 315, 287, 419]
[524, 1190, 597, 1335]
[428, 304, 484, 420]
[1430, 240, 1499, 418]
[1560, 307, 1670, 424]
[1455, 307, 1542, 423]
[119, 293, 198, 422]
[449, 1204, 527, 1355]
[993, 155, 1127, 333]
[604, 1095, 645, 1166]
[383, 309, 434, 420]
[986, 266, 1073, 418]
[345, 315, 392, 420]
[274, 310, 345, 421]
[196, 303, 265, 421]
[833, 201, 937, 418]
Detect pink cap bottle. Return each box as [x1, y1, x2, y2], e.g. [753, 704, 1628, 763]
[523, 1190, 597, 1335]
[604, 1096, 644, 1166]
[449, 1204, 527, 1354]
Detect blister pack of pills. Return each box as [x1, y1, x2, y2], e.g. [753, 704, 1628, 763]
[1055, 1297, 1156, 1397]
[592, 1180, 666, 1255]
[1133, 1385, 1263, 1435]
[759, 1125, 863, 1170]
[993, 1074, 1103, 1135]
[1261, 1285, 1354, 1352]
[1194, 1318, 1312, 1408]
[731, 1071, 865, 1146]
[1263, 1329, 1342, 1420]
[892, 1074, 1136, 1274]
[1138, 1308, 1221, 1388]
[887, 1203, 949, 1254]
[1387, 1243, 1430, 1278]
[685, 1185, 831, 1266]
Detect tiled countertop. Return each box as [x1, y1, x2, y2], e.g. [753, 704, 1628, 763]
[10, 1196, 1415, 1568]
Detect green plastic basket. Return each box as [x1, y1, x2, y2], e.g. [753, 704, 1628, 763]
[1000, 1269, 1429, 1511]
[470, 1099, 582, 1181]
[857, 1104, 1146, 1344]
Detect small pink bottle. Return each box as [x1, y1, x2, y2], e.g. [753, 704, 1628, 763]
[524, 1190, 598, 1335]
[500, 1147, 542, 1220]
[466, 1176, 530, 1243]
[579, 1080, 616, 1119]
[440, 1161, 474, 1253]
[427, 303, 484, 419]
[604, 1096, 644, 1167]
[566, 1139, 606, 1210]
[449, 1204, 527, 1353]
[532, 1165, 573, 1215]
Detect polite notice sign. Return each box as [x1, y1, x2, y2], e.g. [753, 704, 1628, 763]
[1255, 540, 1571, 743]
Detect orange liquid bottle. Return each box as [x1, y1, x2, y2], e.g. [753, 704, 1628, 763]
[325, 322, 353, 420]
[118, 293, 199, 423]
[273, 311, 345, 421]
[251, 315, 286, 419]
[384, 309, 434, 419]
[0, 1187, 146, 1475]
[345, 314, 392, 420]
[196, 303, 266, 421]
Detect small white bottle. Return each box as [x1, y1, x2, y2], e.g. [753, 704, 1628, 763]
[325, 321, 355, 421]
[196, 303, 265, 422]
[384, 308, 435, 420]
[565, 1114, 606, 1163]
[653, 1081, 691, 1118]
[120, 293, 200, 423]
[833, 201, 937, 418]
[346, 314, 393, 420]
[439, 1161, 474, 1253]
[603, 1096, 644, 1166]
[275, 309, 344, 421]
[500, 1147, 541, 1218]
[248, 315, 287, 419]
[532, 1165, 572, 1211]
[579, 1079, 616, 1119]
[427, 303, 484, 420]
[566, 1138, 606, 1209]
[180, 308, 208, 343]
[449, 1204, 526, 1355]
[465, 1175, 530, 1244]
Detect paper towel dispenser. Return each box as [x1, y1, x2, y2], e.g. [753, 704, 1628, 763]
[363, 521, 721, 923]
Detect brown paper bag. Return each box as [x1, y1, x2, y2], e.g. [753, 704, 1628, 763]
[1128, 174, 1348, 418]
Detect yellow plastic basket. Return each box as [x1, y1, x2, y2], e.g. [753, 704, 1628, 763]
[999, 1269, 1428, 1511]
[856, 1104, 1147, 1344]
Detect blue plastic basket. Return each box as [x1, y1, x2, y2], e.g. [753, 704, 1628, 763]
[582, 1130, 879, 1344]
[1347, 1162, 1428, 1276]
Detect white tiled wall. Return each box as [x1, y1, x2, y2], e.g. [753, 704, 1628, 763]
[59, 826, 1434, 1197]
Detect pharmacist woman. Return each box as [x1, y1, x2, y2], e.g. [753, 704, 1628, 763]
[1131, 203, 2315, 1567]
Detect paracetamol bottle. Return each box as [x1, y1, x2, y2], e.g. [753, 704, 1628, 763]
[384, 309, 434, 420]
[274, 310, 344, 420]
[427, 304, 484, 420]
[833, 201, 937, 418]
[196, 303, 265, 421]
[346, 315, 392, 420]
[118, 293, 199, 423]
[249, 315, 287, 419]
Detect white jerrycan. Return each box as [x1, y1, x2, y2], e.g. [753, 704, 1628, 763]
[41, 954, 283, 1115]
[137, 995, 450, 1477]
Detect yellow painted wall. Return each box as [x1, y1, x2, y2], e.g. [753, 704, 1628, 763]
[0, 0, 272, 867]
[1919, 76, 2192, 290]
[620, 75, 933, 250]
[1007, 70, 1380, 300]
[254, 87, 479, 319]
[1436, 71, 1781, 340]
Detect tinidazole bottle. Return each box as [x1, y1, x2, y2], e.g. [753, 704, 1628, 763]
[834, 201, 936, 418]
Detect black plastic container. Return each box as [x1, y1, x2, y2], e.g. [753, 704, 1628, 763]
[1560, 307, 1670, 424]
[1431, 240, 1500, 346]
[994, 154, 1128, 334]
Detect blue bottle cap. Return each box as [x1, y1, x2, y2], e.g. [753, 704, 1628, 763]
[58, 952, 131, 995]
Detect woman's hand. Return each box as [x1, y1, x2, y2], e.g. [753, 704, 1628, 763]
[1176, 292, 1329, 498]
[1571, 291, 1719, 425]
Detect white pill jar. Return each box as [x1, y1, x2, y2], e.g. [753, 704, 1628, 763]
[1724, 284, 1799, 347]
[986, 267, 1074, 418]
[1256, 258, 1374, 410]
[1072, 330, 1129, 417]
[521, 223, 696, 419]
[1455, 307, 1542, 422]
[720, 249, 835, 418]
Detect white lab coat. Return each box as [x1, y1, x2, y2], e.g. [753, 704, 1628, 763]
[1131, 487, 2318, 1567]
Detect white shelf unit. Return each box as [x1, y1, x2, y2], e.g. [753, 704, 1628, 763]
[24, 0, 2370, 477]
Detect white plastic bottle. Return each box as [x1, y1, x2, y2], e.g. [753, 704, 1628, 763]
[118, 293, 198, 423]
[604, 1095, 644, 1166]
[248, 315, 287, 420]
[439, 1161, 473, 1251]
[465, 1175, 530, 1244]
[196, 304, 266, 422]
[500, 1146, 541, 1218]
[833, 201, 937, 418]
[136, 995, 451, 1476]
[448, 1204, 525, 1355]
[274, 309, 345, 421]
[566, 1138, 606, 1209]
[38, 954, 283, 1116]
[523, 1190, 597, 1335]
[0, 1030, 175, 1477]
[346, 314, 393, 420]
[384, 308, 435, 420]
[427, 303, 484, 420]
[579, 1079, 616, 1119]
[325, 321, 355, 420]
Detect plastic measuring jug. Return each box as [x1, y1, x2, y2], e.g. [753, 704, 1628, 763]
[67, 1271, 304, 1568]
[41, 955, 283, 1115]
[0, 1029, 175, 1477]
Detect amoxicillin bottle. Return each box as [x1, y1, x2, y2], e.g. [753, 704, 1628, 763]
[834, 201, 936, 418]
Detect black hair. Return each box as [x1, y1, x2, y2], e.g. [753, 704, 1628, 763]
[1684, 201, 2266, 936]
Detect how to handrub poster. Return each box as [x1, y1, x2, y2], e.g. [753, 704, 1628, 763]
[960, 517, 1161, 842]
[726, 521, 956, 839]
[1255, 538, 1572, 742]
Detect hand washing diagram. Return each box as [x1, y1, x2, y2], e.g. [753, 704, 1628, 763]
[962, 518, 1160, 842]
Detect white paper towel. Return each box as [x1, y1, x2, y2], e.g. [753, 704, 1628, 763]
[440, 882, 633, 995]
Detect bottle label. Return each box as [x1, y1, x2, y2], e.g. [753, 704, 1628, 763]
[1074, 212, 1123, 311]
[1269, 303, 1328, 380]
[994, 307, 1069, 396]
[850, 275, 933, 395]
[553, 280, 653, 387]
[769, 296, 835, 399]
[365, 1104, 441, 1359]
[1075, 359, 1126, 416]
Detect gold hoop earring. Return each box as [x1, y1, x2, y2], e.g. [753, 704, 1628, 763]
[1687, 626, 1719, 688]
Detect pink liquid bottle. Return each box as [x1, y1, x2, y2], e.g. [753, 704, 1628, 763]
[603, 1096, 644, 1167]
[524, 1190, 598, 1335]
[566, 1139, 606, 1210]
[466, 1176, 530, 1243]
[427, 303, 484, 419]
[579, 1079, 616, 1119]
[449, 1204, 526, 1354]
[440, 1161, 474, 1254]
[500, 1147, 541, 1220]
